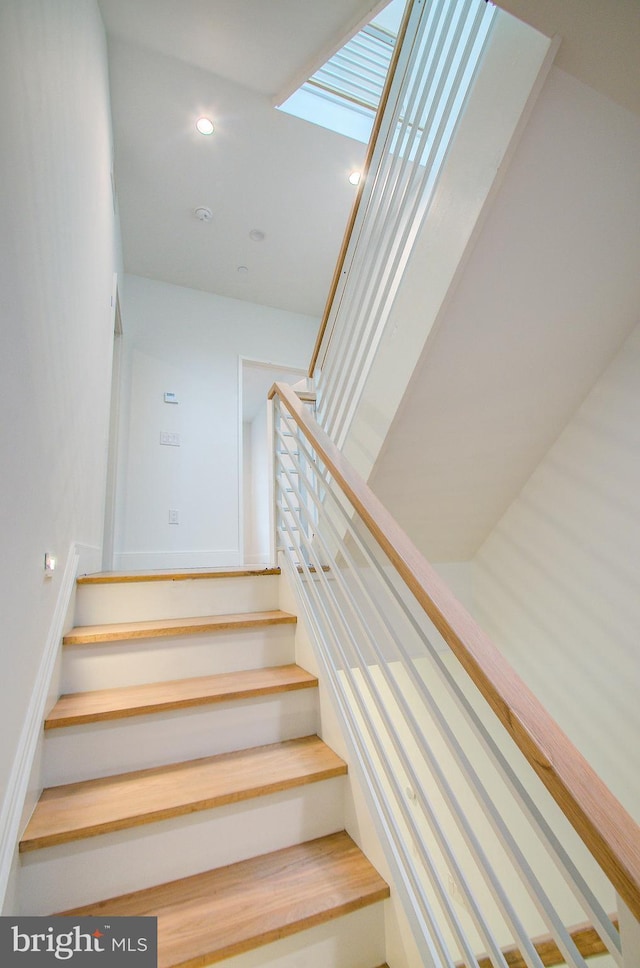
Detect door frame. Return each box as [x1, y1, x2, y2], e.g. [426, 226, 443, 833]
[238, 357, 305, 566]
[102, 276, 123, 571]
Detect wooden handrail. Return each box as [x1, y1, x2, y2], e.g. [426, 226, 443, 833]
[269, 380, 640, 922]
[307, 0, 414, 378]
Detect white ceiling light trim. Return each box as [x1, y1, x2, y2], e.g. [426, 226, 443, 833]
[195, 117, 214, 135]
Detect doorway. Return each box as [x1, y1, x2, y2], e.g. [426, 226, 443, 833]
[239, 359, 305, 565]
[102, 282, 123, 571]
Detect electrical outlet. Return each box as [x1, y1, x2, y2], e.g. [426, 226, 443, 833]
[160, 432, 180, 446]
[168, 509, 180, 524]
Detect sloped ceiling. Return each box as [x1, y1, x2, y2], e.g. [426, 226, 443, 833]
[368, 65, 640, 561]
[98, 0, 390, 98]
[495, 0, 640, 117]
[98, 0, 388, 315]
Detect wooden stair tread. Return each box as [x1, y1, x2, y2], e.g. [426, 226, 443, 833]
[77, 567, 281, 585]
[59, 831, 389, 968]
[459, 916, 620, 968]
[45, 664, 317, 729]
[20, 736, 345, 853]
[63, 609, 296, 645]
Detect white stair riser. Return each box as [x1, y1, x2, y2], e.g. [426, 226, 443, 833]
[19, 779, 345, 915]
[43, 691, 319, 785]
[75, 576, 281, 626]
[61, 625, 296, 692]
[211, 904, 387, 968]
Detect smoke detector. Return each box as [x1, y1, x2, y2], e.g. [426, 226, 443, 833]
[194, 206, 213, 222]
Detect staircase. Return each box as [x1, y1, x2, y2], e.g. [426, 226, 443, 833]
[18, 567, 390, 968]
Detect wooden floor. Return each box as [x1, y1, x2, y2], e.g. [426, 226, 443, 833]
[45, 664, 317, 729]
[21, 736, 346, 853]
[77, 567, 281, 585]
[460, 917, 619, 968]
[63, 609, 296, 645]
[59, 832, 390, 968]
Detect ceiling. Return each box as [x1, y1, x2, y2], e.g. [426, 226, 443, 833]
[98, 0, 389, 317]
[496, 0, 640, 118]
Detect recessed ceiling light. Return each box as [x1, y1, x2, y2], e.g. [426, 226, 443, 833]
[348, 170, 362, 186]
[196, 117, 214, 135]
[194, 206, 213, 222]
[249, 229, 265, 242]
[237, 265, 249, 274]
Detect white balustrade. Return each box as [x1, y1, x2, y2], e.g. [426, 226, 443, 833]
[271, 388, 630, 968]
[314, 0, 496, 449]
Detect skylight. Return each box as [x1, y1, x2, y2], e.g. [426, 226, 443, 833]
[278, 0, 406, 144]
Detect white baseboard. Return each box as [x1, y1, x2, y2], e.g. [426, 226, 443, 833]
[0, 542, 80, 912]
[244, 552, 272, 565]
[113, 549, 242, 570]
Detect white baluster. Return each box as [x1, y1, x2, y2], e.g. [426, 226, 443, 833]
[618, 897, 640, 968]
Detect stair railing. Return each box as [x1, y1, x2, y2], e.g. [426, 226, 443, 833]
[270, 380, 640, 968]
[309, 0, 496, 448]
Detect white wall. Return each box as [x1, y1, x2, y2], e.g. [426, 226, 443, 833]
[365, 62, 640, 564]
[115, 275, 317, 569]
[473, 322, 640, 821]
[0, 0, 119, 903]
[496, 0, 640, 116]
